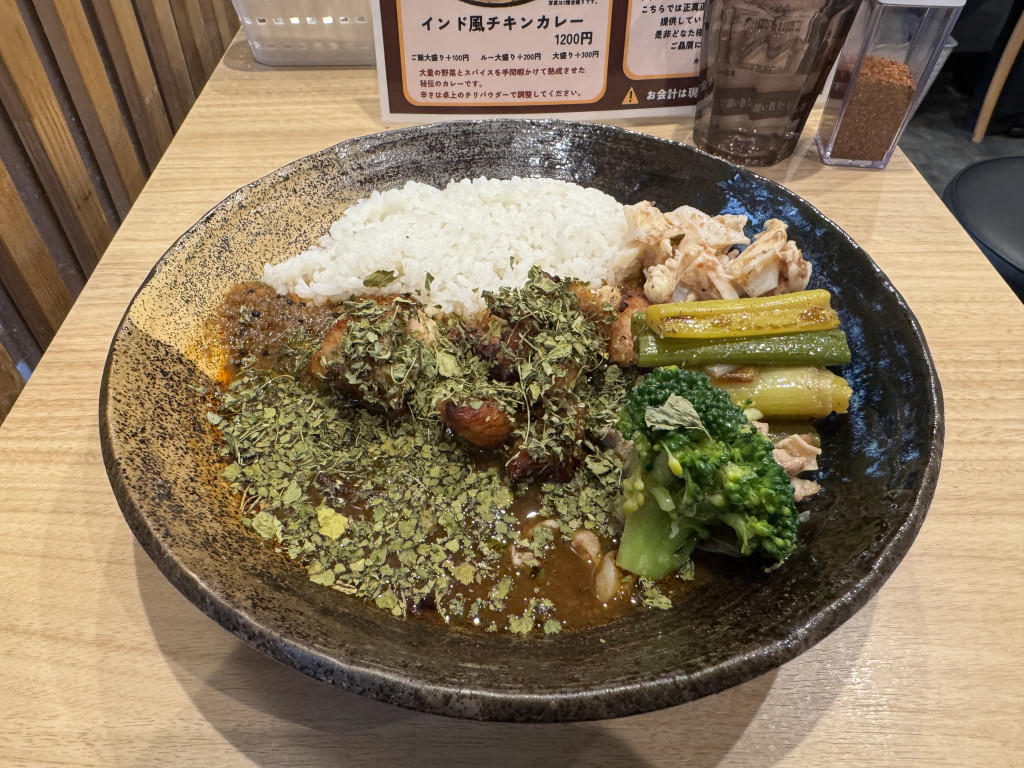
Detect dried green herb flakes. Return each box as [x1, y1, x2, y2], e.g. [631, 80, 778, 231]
[217, 366, 530, 624]
[212, 269, 640, 632]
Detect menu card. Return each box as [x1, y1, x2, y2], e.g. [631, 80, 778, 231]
[371, 0, 704, 121]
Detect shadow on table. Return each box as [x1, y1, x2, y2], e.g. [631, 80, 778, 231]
[133, 543, 876, 768]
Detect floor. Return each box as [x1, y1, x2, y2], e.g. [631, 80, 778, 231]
[899, 53, 1024, 301]
[899, 54, 1024, 197]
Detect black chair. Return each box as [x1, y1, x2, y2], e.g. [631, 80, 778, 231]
[942, 156, 1024, 302]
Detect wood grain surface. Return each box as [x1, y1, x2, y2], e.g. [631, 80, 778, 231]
[0, 0, 114, 271]
[0, 39, 1021, 768]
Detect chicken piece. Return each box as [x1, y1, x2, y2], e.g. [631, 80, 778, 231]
[664, 206, 749, 257]
[792, 477, 822, 502]
[606, 288, 650, 365]
[407, 309, 439, 344]
[505, 437, 579, 483]
[625, 201, 688, 269]
[309, 316, 348, 380]
[773, 433, 821, 476]
[724, 219, 812, 297]
[504, 395, 587, 483]
[723, 221, 789, 297]
[571, 283, 622, 320]
[570, 282, 648, 365]
[771, 239, 812, 295]
[629, 202, 749, 303]
[309, 315, 371, 405]
[479, 317, 532, 384]
[677, 251, 741, 300]
[439, 398, 515, 450]
[309, 295, 421, 412]
[456, 310, 535, 385]
[458, 319, 505, 376]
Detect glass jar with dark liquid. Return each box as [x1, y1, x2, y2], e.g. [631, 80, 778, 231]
[693, 0, 858, 166]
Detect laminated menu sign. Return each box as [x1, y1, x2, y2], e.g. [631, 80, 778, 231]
[370, 0, 705, 121]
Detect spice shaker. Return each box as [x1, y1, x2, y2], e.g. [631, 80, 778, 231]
[815, 0, 964, 169]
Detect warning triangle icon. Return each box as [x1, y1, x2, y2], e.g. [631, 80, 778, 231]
[622, 87, 639, 105]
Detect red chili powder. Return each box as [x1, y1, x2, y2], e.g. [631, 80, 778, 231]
[830, 56, 916, 163]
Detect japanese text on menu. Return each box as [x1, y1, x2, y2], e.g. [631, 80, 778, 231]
[398, 0, 703, 109]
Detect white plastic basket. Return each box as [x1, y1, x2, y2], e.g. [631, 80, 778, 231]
[230, 0, 375, 66]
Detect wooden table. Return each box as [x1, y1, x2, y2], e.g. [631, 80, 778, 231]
[2, 39, 1022, 767]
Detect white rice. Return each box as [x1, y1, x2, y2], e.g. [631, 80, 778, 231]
[261, 177, 642, 318]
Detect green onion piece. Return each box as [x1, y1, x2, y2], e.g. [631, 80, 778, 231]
[645, 289, 840, 338]
[634, 327, 851, 368]
[712, 366, 852, 418]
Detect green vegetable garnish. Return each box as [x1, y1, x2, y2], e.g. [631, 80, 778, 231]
[615, 366, 799, 580]
[362, 269, 398, 288]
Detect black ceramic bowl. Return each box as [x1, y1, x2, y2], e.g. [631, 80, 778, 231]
[100, 119, 943, 723]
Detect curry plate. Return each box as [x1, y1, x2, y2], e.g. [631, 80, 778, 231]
[100, 119, 943, 722]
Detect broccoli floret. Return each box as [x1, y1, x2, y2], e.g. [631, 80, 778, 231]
[615, 366, 798, 580]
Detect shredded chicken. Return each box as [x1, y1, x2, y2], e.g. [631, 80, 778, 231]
[749, 418, 770, 435]
[664, 205, 749, 255]
[775, 239, 812, 295]
[723, 219, 790, 296]
[773, 433, 821, 476]
[625, 201, 812, 303]
[626, 200, 690, 268]
[792, 477, 822, 502]
[678, 251, 741, 301]
[770, 433, 823, 501]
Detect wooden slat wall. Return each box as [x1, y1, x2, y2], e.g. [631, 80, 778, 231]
[0, 0, 240, 424]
